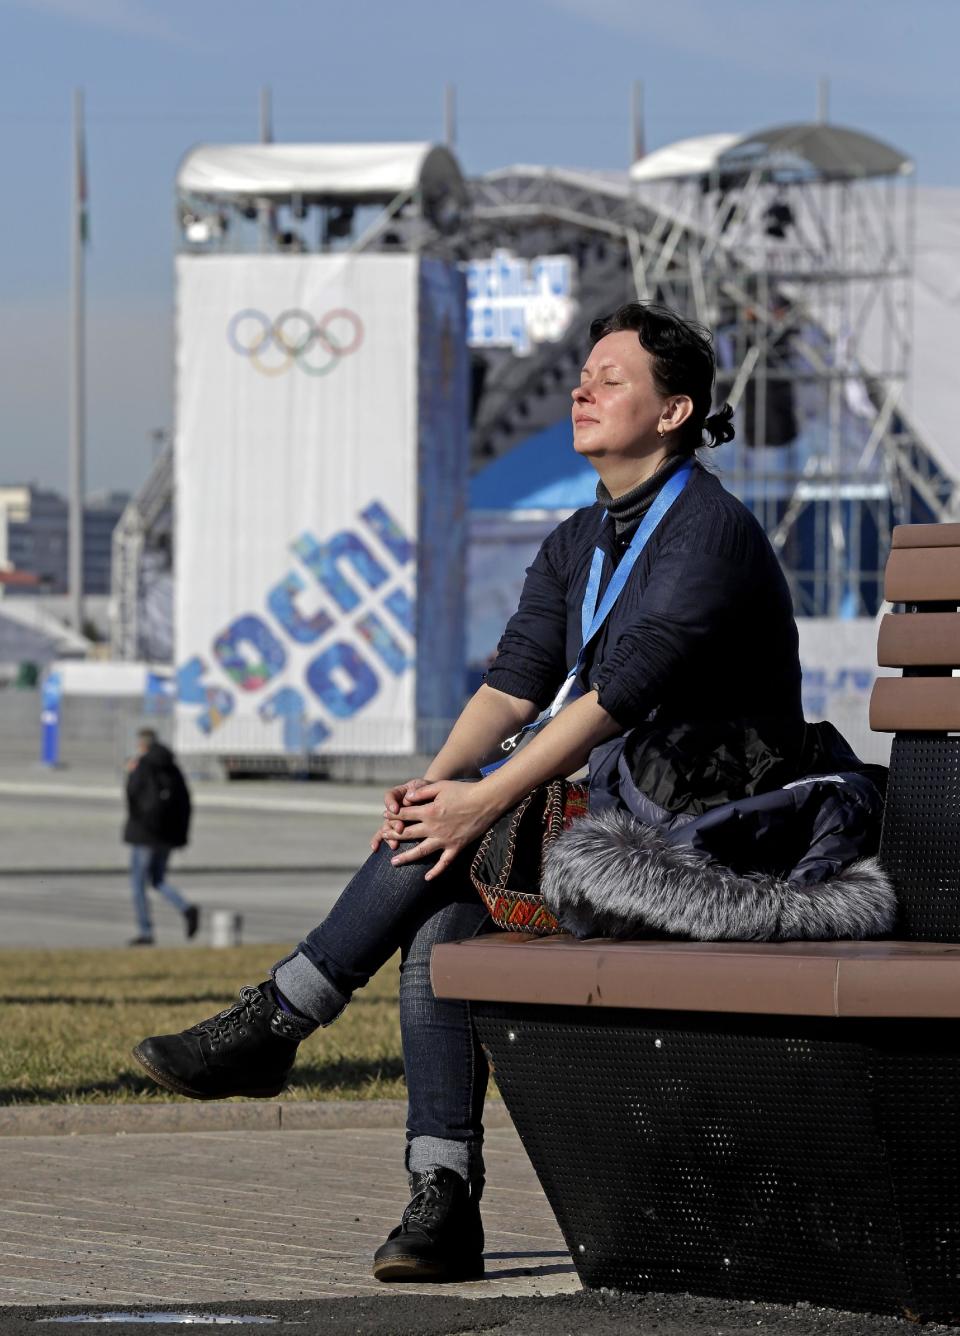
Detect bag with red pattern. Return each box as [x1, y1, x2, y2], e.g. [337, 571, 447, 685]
[469, 779, 589, 935]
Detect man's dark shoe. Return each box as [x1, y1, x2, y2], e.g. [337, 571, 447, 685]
[132, 980, 314, 1100]
[373, 1167, 484, 1282]
[128, 936, 155, 947]
[184, 905, 200, 940]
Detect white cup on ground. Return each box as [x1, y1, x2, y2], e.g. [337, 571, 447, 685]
[210, 910, 243, 948]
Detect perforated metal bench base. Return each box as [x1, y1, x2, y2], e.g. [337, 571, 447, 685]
[473, 1001, 960, 1321]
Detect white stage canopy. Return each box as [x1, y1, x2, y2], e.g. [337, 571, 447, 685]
[631, 124, 912, 185]
[177, 141, 467, 206]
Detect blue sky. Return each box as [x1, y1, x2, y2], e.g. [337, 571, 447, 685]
[0, 0, 954, 494]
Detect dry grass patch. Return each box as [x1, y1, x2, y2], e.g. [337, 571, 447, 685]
[0, 945, 405, 1105]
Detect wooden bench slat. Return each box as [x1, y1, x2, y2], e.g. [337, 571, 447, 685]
[869, 675, 960, 731]
[877, 611, 960, 666]
[432, 937, 960, 1018]
[893, 522, 960, 549]
[885, 547, 960, 603]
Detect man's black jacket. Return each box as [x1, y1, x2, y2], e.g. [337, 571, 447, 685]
[124, 742, 191, 848]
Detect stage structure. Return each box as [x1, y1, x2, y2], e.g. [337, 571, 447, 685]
[628, 124, 934, 618]
[456, 127, 955, 619]
[166, 143, 469, 762]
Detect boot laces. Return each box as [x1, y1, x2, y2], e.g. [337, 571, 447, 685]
[402, 1173, 451, 1233]
[192, 985, 264, 1040]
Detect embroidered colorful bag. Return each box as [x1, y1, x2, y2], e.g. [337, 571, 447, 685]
[469, 779, 589, 934]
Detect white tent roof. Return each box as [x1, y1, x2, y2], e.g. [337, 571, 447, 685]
[177, 141, 466, 205]
[631, 124, 912, 184]
[629, 134, 743, 184]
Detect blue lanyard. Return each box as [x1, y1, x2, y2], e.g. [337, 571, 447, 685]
[483, 462, 693, 771]
[574, 462, 693, 681]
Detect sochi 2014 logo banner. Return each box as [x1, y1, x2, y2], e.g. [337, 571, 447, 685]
[177, 498, 414, 753]
[226, 307, 364, 377]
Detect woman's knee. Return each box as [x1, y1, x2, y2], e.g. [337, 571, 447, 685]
[401, 898, 491, 975]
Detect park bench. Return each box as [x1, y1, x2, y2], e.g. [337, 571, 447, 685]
[432, 521, 960, 1324]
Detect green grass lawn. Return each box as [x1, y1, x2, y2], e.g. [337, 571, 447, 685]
[0, 945, 407, 1105]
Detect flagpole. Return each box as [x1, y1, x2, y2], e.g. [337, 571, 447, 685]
[69, 86, 86, 635]
[258, 86, 272, 253]
[631, 80, 645, 163]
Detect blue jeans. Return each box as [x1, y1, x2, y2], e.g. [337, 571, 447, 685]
[129, 845, 189, 938]
[273, 842, 494, 1182]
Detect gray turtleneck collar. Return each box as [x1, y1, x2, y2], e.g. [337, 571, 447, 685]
[596, 453, 691, 538]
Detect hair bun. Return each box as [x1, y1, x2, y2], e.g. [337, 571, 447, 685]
[703, 402, 735, 448]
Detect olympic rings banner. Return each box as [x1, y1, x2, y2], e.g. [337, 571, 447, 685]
[226, 306, 365, 378]
[174, 254, 468, 757]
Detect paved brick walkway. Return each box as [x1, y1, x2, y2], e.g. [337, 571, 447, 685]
[0, 1125, 577, 1306]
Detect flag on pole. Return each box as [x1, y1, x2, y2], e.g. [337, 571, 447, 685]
[76, 97, 89, 245]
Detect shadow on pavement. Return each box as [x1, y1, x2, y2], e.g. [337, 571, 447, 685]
[0, 1055, 406, 1104]
[286, 1055, 406, 1090]
[482, 1262, 576, 1281]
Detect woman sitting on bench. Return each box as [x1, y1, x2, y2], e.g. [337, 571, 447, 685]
[133, 301, 888, 1284]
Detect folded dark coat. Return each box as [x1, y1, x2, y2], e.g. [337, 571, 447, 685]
[542, 720, 893, 942]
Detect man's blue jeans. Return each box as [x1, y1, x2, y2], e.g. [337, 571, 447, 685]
[129, 844, 189, 939]
[273, 841, 494, 1183]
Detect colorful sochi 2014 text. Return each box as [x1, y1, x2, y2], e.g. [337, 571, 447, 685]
[176, 500, 414, 751]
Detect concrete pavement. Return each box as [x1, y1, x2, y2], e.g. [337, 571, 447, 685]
[0, 767, 385, 948]
[0, 1124, 946, 1332]
[0, 1123, 577, 1305]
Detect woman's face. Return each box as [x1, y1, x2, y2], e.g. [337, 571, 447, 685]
[571, 331, 666, 463]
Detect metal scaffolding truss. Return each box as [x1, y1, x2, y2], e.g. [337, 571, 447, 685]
[109, 440, 173, 661]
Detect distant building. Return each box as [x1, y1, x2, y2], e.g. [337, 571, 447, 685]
[84, 491, 130, 595]
[0, 485, 129, 596]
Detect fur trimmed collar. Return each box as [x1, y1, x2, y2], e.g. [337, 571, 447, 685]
[542, 809, 896, 941]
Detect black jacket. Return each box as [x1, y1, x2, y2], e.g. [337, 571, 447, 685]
[124, 742, 191, 848]
[588, 717, 887, 886]
[485, 463, 803, 731]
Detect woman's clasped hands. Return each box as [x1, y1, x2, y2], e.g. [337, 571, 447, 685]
[371, 778, 501, 881]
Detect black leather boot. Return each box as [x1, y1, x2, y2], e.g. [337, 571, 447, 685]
[373, 1167, 484, 1282]
[132, 980, 315, 1100]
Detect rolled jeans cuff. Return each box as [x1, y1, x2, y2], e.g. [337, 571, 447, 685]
[271, 950, 349, 1027]
[406, 1135, 485, 1194]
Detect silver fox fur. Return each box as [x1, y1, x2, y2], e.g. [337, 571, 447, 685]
[541, 808, 896, 941]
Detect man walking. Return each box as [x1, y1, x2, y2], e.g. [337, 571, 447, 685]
[124, 728, 199, 946]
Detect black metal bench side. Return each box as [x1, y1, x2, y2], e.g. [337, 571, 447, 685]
[475, 1001, 960, 1321]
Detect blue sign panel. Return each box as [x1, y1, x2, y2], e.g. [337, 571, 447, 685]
[40, 670, 62, 767]
[464, 250, 577, 356]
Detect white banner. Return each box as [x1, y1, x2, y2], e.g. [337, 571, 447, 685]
[174, 253, 459, 756]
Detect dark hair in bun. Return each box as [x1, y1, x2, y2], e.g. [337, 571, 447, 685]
[589, 301, 736, 454]
[703, 402, 735, 446]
